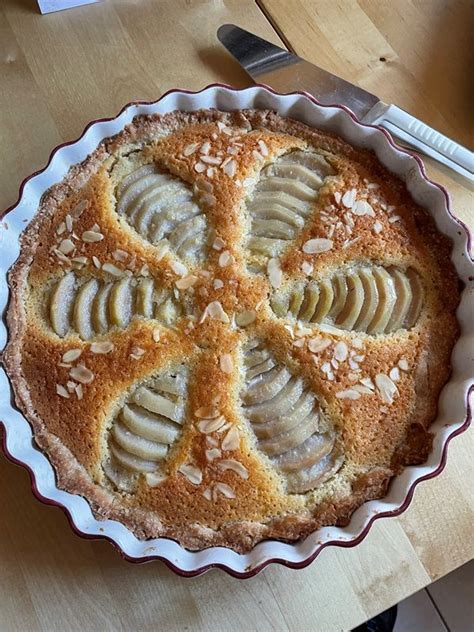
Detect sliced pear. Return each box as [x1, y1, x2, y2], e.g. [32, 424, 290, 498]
[258, 177, 317, 201]
[246, 357, 277, 381]
[245, 347, 272, 368]
[252, 191, 310, 215]
[245, 377, 304, 423]
[268, 163, 323, 189]
[313, 279, 334, 322]
[251, 201, 305, 227]
[270, 290, 290, 318]
[73, 278, 99, 339]
[336, 273, 364, 330]
[286, 452, 342, 494]
[116, 164, 157, 202]
[329, 274, 348, 320]
[110, 440, 160, 473]
[289, 283, 306, 317]
[154, 373, 186, 396]
[367, 267, 397, 333]
[49, 272, 76, 337]
[132, 386, 180, 422]
[386, 267, 412, 331]
[91, 282, 112, 334]
[102, 458, 136, 492]
[117, 173, 164, 217]
[170, 215, 206, 250]
[274, 432, 335, 472]
[244, 366, 292, 405]
[155, 296, 180, 325]
[251, 218, 296, 239]
[108, 278, 134, 329]
[148, 199, 197, 243]
[286, 151, 335, 178]
[121, 404, 180, 444]
[248, 236, 287, 257]
[297, 283, 320, 321]
[260, 411, 319, 456]
[253, 392, 315, 439]
[113, 421, 168, 461]
[135, 278, 154, 318]
[405, 269, 423, 328]
[354, 268, 379, 331]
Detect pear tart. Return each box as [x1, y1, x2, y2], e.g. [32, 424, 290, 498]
[4, 109, 459, 552]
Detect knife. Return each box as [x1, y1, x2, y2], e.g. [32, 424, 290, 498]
[217, 24, 473, 181]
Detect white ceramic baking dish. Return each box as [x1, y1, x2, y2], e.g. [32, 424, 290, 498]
[0, 85, 472, 577]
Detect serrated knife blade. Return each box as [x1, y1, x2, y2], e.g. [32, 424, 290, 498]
[217, 24, 473, 181]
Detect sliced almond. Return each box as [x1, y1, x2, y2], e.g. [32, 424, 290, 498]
[145, 472, 167, 487]
[373, 220, 383, 234]
[235, 310, 256, 327]
[212, 237, 226, 251]
[195, 406, 220, 419]
[102, 262, 124, 277]
[220, 353, 233, 374]
[62, 348, 82, 363]
[334, 341, 348, 362]
[205, 448, 221, 461]
[301, 261, 314, 275]
[194, 162, 206, 173]
[202, 488, 212, 501]
[213, 482, 235, 499]
[184, 142, 200, 156]
[213, 279, 224, 290]
[82, 230, 104, 243]
[218, 460, 249, 479]
[198, 417, 226, 434]
[334, 191, 342, 204]
[336, 389, 361, 400]
[112, 249, 128, 262]
[302, 238, 333, 254]
[223, 159, 236, 177]
[267, 257, 282, 288]
[206, 300, 229, 323]
[175, 274, 198, 290]
[72, 200, 87, 218]
[58, 239, 75, 255]
[308, 337, 331, 353]
[389, 366, 400, 381]
[130, 346, 145, 360]
[170, 260, 188, 277]
[65, 214, 73, 232]
[69, 365, 94, 385]
[257, 139, 269, 156]
[56, 384, 70, 398]
[222, 426, 240, 451]
[75, 383, 83, 400]
[352, 200, 375, 217]
[178, 464, 202, 485]
[375, 373, 398, 404]
[92, 255, 101, 269]
[152, 328, 161, 342]
[90, 341, 114, 354]
[398, 358, 409, 371]
[342, 189, 357, 209]
[218, 250, 233, 267]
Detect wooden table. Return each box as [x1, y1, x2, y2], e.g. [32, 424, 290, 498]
[0, 1, 472, 630]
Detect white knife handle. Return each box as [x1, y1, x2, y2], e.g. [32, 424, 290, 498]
[363, 103, 473, 181]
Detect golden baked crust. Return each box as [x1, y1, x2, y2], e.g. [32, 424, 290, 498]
[3, 109, 460, 552]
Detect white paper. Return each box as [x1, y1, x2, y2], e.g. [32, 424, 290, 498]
[37, 0, 101, 14]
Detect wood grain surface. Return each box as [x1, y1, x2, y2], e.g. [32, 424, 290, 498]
[0, 1, 472, 631]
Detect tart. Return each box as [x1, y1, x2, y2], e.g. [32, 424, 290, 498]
[3, 108, 460, 552]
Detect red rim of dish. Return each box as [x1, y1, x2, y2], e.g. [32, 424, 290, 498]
[0, 84, 472, 578]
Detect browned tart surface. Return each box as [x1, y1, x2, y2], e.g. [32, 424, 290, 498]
[3, 109, 460, 552]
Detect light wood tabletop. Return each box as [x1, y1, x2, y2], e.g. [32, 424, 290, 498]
[0, 1, 472, 630]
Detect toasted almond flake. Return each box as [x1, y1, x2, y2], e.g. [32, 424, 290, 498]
[69, 365, 94, 384]
[334, 191, 342, 204]
[218, 250, 233, 267]
[223, 158, 236, 177]
[62, 348, 82, 363]
[353, 354, 365, 362]
[235, 310, 256, 327]
[342, 236, 362, 249]
[212, 236, 226, 251]
[352, 338, 364, 349]
[213, 278, 224, 290]
[375, 373, 398, 404]
[66, 380, 77, 392]
[56, 222, 66, 235]
[194, 161, 206, 173]
[155, 241, 170, 261]
[388, 215, 401, 223]
[202, 488, 212, 501]
[58, 363, 72, 368]
[56, 384, 70, 398]
[71, 256, 88, 267]
[214, 482, 235, 499]
[387, 205, 396, 212]
[206, 300, 229, 323]
[205, 448, 221, 461]
[352, 200, 375, 217]
[349, 359, 360, 370]
[367, 183, 379, 190]
[198, 415, 226, 434]
[217, 422, 231, 434]
[216, 121, 226, 131]
[201, 191, 216, 206]
[175, 274, 198, 290]
[75, 383, 83, 400]
[102, 262, 125, 277]
[220, 353, 233, 374]
[336, 389, 361, 400]
[82, 230, 104, 243]
[150, 328, 161, 343]
[92, 255, 101, 269]
[293, 338, 305, 348]
[267, 257, 282, 288]
[342, 189, 357, 209]
[302, 238, 333, 254]
[90, 341, 114, 354]
[178, 464, 202, 485]
[218, 459, 249, 479]
[301, 261, 314, 275]
[373, 220, 383, 234]
[145, 472, 166, 487]
[130, 346, 145, 360]
[72, 200, 87, 218]
[257, 139, 269, 156]
[58, 238, 75, 254]
[222, 426, 240, 451]
[184, 142, 200, 156]
[195, 406, 220, 419]
[64, 213, 73, 231]
[352, 384, 374, 395]
[398, 358, 409, 371]
[331, 358, 339, 370]
[334, 341, 348, 362]
[170, 260, 188, 276]
[308, 337, 331, 353]
[389, 366, 400, 381]
[360, 377, 375, 390]
[112, 249, 128, 262]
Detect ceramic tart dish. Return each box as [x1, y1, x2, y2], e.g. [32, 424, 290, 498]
[0, 85, 472, 577]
